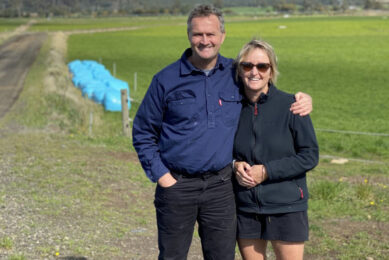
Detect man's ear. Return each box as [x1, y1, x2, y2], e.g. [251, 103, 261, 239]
[221, 32, 226, 44]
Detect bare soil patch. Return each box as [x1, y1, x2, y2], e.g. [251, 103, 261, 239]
[0, 32, 47, 118]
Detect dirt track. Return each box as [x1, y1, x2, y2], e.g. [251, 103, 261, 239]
[0, 32, 47, 118]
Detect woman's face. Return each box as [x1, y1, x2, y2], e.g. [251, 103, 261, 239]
[239, 48, 272, 96]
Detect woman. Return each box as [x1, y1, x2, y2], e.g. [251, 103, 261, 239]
[233, 39, 319, 260]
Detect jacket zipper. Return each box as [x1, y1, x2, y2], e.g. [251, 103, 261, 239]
[251, 102, 262, 209]
[250, 102, 258, 168]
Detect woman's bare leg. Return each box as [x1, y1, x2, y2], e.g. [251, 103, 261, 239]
[271, 240, 304, 260]
[238, 238, 268, 260]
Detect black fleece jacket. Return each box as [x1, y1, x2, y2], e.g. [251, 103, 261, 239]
[233, 84, 319, 214]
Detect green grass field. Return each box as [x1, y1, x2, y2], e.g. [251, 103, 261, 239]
[0, 15, 388, 259]
[66, 15, 389, 159]
[0, 18, 28, 32]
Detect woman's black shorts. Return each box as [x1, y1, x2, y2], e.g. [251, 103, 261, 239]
[237, 211, 309, 242]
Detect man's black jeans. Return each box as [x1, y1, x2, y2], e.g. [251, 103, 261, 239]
[154, 165, 237, 260]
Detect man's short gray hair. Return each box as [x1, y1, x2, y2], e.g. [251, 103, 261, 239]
[187, 4, 225, 34]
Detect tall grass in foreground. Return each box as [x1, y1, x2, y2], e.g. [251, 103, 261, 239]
[67, 15, 389, 159]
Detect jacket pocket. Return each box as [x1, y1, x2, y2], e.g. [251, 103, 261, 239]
[259, 180, 302, 206]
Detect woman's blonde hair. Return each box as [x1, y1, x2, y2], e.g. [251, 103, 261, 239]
[235, 39, 279, 84]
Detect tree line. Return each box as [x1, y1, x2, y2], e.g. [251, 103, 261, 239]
[0, 0, 386, 17]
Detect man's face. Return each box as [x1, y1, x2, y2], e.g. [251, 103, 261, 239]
[188, 14, 226, 64]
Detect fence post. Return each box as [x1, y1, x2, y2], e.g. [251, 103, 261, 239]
[121, 89, 131, 137]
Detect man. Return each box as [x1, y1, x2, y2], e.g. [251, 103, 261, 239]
[132, 5, 312, 260]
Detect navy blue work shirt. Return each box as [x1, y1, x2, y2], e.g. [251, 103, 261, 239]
[132, 49, 242, 182]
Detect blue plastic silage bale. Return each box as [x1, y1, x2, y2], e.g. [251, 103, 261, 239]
[92, 86, 108, 104]
[68, 59, 131, 112]
[82, 81, 106, 99]
[103, 89, 131, 112]
[93, 69, 113, 82]
[68, 60, 83, 74]
[73, 72, 94, 88]
[106, 78, 129, 92]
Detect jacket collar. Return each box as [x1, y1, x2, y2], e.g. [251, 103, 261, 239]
[242, 83, 276, 105]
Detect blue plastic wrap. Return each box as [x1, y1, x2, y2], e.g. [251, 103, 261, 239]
[68, 60, 131, 112]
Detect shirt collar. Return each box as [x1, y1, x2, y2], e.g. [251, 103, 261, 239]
[180, 48, 227, 76]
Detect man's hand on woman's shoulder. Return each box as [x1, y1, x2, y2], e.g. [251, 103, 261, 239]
[290, 92, 312, 116]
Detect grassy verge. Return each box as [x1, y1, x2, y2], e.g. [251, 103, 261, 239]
[0, 32, 175, 257]
[307, 162, 389, 259]
[0, 33, 157, 259]
[0, 131, 156, 259]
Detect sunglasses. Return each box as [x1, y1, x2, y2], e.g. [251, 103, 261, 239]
[240, 62, 271, 73]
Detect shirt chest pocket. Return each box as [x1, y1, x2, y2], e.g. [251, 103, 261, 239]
[165, 90, 198, 129]
[219, 91, 241, 127]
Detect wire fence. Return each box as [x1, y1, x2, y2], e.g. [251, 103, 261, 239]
[316, 128, 389, 137]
